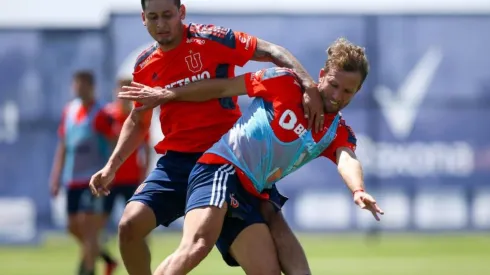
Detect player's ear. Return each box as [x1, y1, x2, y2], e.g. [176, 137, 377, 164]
[141, 12, 146, 26]
[180, 4, 186, 20]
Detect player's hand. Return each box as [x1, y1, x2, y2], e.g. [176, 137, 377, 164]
[302, 86, 325, 133]
[50, 180, 60, 197]
[118, 82, 175, 111]
[353, 190, 384, 221]
[89, 167, 116, 197]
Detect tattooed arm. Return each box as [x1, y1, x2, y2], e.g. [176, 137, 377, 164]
[252, 39, 324, 132]
[251, 39, 316, 89]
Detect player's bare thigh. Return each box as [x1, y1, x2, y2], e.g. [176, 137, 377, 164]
[230, 223, 281, 275]
[118, 201, 157, 242]
[67, 214, 84, 242]
[153, 204, 228, 275]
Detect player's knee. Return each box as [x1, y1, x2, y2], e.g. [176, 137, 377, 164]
[188, 237, 214, 259]
[162, 240, 211, 274]
[118, 202, 155, 243]
[176, 236, 214, 264]
[118, 217, 138, 243]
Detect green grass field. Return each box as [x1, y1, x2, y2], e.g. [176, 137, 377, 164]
[1, 233, 489, 275]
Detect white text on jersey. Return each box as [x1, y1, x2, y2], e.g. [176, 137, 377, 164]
[278, 110, 307, 137]
[165, 71, 211, 89]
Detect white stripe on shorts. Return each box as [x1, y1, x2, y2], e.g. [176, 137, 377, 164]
[210, 164, 235, 207]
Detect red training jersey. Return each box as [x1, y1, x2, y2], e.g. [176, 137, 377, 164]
[199, 67, 357, 199]
[133, 23, 257, 153]
[104, 102, 150, 185]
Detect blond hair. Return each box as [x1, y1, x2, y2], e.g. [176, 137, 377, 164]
[325, 37, 369, 84]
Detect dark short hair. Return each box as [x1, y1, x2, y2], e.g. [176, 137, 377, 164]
[73, 70, 95, 86]
[141, 0, 181, 10]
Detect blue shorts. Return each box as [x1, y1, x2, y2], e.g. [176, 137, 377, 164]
[187, 163, 288, 266]
[128, 151, 202, 226]
[104, 185, 137, 215]
[67, 186, 106, 215]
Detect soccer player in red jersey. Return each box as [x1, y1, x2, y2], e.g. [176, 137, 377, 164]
[90, 0, 323, 274]
[50, 71, 117, 275]
[120, 38, 384, 274]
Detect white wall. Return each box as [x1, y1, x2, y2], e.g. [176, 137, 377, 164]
[1, 0, 489, 28]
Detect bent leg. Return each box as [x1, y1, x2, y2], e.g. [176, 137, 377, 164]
[154, 163, 237, 275]
[229, 222, 281, 275]
[119, 153, 198, 275]
[214, 177, 281, 274]
[262, 185, 311, 275]
[118, 201, 156, 275]
[261, 201, 311, 275]
[154, 205, 228, 275]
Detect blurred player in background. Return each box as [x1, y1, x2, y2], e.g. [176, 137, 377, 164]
[98, 78, 152, 275]
[89, 0, 324, 274]
[49, 71, 117, 275]
[120, 38, 384, 274]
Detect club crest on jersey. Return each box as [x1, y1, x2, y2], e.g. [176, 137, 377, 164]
[185, 52, 203, 73]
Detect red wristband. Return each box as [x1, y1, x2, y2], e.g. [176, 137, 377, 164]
[352, 189, 365, 196]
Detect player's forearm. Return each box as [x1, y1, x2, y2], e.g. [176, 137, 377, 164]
[337, 149, 365, 193]
[168, 80, 227, 102]
[252, 39, 316, 89]
[106, 112, 149, 172]
[167, 76, 246, 102]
